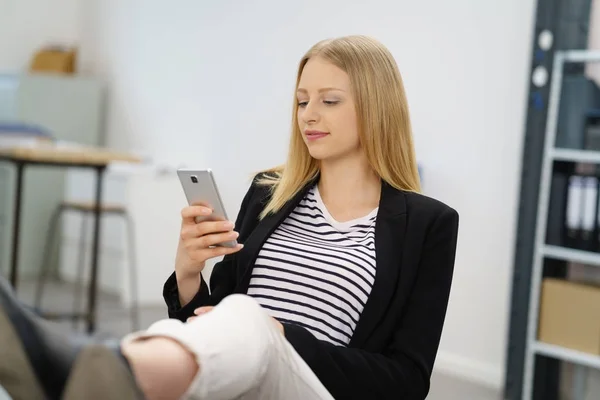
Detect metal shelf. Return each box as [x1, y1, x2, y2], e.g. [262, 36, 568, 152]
[533, 341, 600, 370]
[523, 50, 600, 400]
[563, 50, 600, 63]
[551, 148, 600, 164]
[542, 245, 600, 266]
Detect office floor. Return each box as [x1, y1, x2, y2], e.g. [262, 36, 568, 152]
[14, 278, 502, 400]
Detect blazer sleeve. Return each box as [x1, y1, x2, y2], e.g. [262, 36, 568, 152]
[282, 207, 459, 400]
[163, 178, 259, 321]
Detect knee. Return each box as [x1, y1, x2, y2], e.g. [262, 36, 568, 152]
[218, 294, 268, 327]
[217, 294, 274, 349]
[122, 337, 198, 400]
[219, 293, 262, 314]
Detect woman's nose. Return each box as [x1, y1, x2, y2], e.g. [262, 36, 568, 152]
[301, 102, 319, 124]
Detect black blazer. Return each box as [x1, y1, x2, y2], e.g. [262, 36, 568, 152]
[163, 173, 459, 400]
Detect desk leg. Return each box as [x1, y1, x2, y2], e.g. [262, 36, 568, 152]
[9, 163, 24, 290]
[86, 166, 106, 334]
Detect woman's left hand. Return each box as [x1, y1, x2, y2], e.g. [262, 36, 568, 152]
[188, 306, 214, 320]
[189, 306, 285, 335]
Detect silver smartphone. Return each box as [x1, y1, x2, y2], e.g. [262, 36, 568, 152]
[177, 168, 238, 248]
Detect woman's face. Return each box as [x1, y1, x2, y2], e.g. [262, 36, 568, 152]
[296, 57, 360, 162]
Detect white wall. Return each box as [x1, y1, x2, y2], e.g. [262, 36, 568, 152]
[78, 0, 536, 389]
[0, 0, 83, 72]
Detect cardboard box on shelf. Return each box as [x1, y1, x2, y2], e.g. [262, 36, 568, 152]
[539, 278, 600, 355]
[29, 47, 77, 74]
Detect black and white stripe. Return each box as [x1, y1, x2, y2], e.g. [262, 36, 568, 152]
[247, 186, 377, 346]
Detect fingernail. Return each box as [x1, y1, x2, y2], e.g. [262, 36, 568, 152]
[223, 221, 234, 228]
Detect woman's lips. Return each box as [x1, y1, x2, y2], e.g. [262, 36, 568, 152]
[305, 130, 329, 141]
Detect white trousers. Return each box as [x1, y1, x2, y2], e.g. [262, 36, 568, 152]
[122, 294, 334, 400]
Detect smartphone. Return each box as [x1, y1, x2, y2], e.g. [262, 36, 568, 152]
[177, 168, 238, 248]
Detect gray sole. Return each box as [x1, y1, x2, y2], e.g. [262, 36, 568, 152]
[0, 307, 46, 400]
[62, 345, 143, 400]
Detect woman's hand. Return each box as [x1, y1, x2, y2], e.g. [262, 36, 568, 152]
[175, 204, 244, 279]
[271, 317, 284, 334]
[188, 306, 285, 335]
[187, 306, 214, 320]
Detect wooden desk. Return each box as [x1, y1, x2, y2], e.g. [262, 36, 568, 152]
[0, 144, 141, 333]
[0, 145, 140, 165]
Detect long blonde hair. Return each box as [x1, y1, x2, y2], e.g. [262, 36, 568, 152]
[257, 35, 421, 219]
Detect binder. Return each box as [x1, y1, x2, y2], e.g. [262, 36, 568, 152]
[566, 175, 584, 247]
[581, 176, 598, 250]
[565, 175, 600, 250]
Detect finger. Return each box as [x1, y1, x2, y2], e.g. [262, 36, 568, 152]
[190, 200, 212, 208]
[195, 220, 235, 237]
[193, 306, 214, 315]
[192, 243, 244, 260]
[271, 317, 284, 334]
[203, 230, 239, 248]
[181, 206, 213, 224]
[180, 221, 235, 241]
[186, 316, 198, 323]
[187, 230, 239, 249]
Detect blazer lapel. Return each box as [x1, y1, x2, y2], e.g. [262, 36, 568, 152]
[349, 181, 407, 347]
[234, 176, 318, 293]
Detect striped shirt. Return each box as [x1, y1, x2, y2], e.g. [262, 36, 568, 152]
[247, 185, 378, 346]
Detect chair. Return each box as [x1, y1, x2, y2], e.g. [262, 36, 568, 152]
[33, 201, 140, 331]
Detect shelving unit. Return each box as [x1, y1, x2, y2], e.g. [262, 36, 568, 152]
[551, 148, 600, 164]
[523, 50, 600, 400]
[532, 342, 600, 371]
[542, 245, 600, 266]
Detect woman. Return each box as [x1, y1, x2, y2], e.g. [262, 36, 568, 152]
[163, 34, 459, 399]
[0, 35, 458, 400]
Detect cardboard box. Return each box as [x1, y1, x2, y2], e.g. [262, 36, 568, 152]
[29, 47, 77, 74]
[538, 278, 600, 354]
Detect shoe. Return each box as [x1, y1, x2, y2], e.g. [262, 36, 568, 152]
[62, 344, 143, 400]
[0, 295, 45, 399]
[0, 277, 142, 400]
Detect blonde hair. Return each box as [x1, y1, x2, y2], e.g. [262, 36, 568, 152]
[257, 35, 421, 219]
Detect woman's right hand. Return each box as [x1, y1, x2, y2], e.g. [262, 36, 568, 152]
[175, 204, 243, 279]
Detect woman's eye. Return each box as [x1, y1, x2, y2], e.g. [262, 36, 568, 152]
[298, 100, 338, 107]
